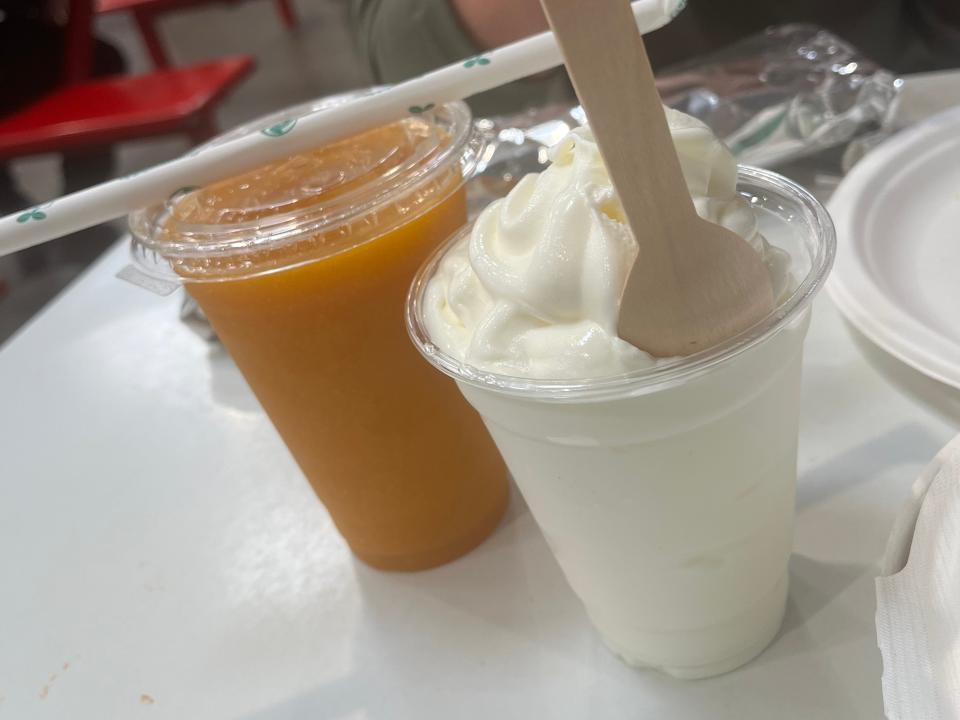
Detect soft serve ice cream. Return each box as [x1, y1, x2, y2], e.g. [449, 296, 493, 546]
[409, 108, 828, 678]
[424, 107, 790, 378]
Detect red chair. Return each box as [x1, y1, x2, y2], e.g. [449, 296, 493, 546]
[96, 0, 298, 68]
[0, 0, 255, 163]
[0, 58, 254, 160]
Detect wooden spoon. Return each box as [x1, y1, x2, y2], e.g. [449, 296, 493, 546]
[540, 0, 774, 357]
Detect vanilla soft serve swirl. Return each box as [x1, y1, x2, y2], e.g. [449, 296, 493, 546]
[424, 108, 790, 379]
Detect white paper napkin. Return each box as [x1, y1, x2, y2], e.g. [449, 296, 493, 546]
[876, 434, 960, 720]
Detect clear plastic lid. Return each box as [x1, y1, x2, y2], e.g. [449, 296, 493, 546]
[130, 89, 486, 282]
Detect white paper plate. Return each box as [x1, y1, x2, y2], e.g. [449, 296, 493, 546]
[827, 105, 960, 390]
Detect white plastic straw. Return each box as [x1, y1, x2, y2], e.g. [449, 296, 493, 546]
[0, 0, 682, 255]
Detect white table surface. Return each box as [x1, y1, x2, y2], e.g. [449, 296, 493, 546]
[1, 225, 959, 719]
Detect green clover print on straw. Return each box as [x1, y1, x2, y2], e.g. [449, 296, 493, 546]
[408, 103, 436, 114]
[16, 204, 52, 223]
[463, 55, 490, 68]
[261, 119, 298, 137]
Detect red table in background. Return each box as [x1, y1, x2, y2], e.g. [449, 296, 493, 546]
[0, 58, 254, 159]
[0, 0, 254, 163]
[96, 0, 298, 68]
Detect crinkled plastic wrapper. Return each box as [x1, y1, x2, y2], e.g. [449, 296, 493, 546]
[660, 24, 900, 166]
[469, 24, 900, 213]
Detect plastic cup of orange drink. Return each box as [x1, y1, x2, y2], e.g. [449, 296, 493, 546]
[129, 91, 509, 571]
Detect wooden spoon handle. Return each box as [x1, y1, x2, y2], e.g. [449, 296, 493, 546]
[540, 0, 695, 248]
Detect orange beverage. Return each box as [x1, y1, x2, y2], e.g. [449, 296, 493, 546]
[131, 96, 508, 571]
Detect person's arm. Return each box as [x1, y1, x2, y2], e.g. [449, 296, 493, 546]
[351, 0, 477, 84]
[450, 0, 548, 49]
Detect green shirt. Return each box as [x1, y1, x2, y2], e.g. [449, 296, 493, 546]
[349, 0, 572, 117]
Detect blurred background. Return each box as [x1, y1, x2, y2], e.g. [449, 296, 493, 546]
[1, 0, 958, 344]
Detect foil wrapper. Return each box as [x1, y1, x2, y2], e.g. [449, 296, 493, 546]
[469, 24, 900, 212]
[660, 24, 900, 166]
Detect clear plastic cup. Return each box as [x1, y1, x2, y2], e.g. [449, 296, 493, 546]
[407, 166, 835, 677]
[130, 92, 509, 572]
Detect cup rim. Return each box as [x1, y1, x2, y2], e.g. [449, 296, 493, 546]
[406, 166, 836, 403]
[128, 89, 484, 283]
